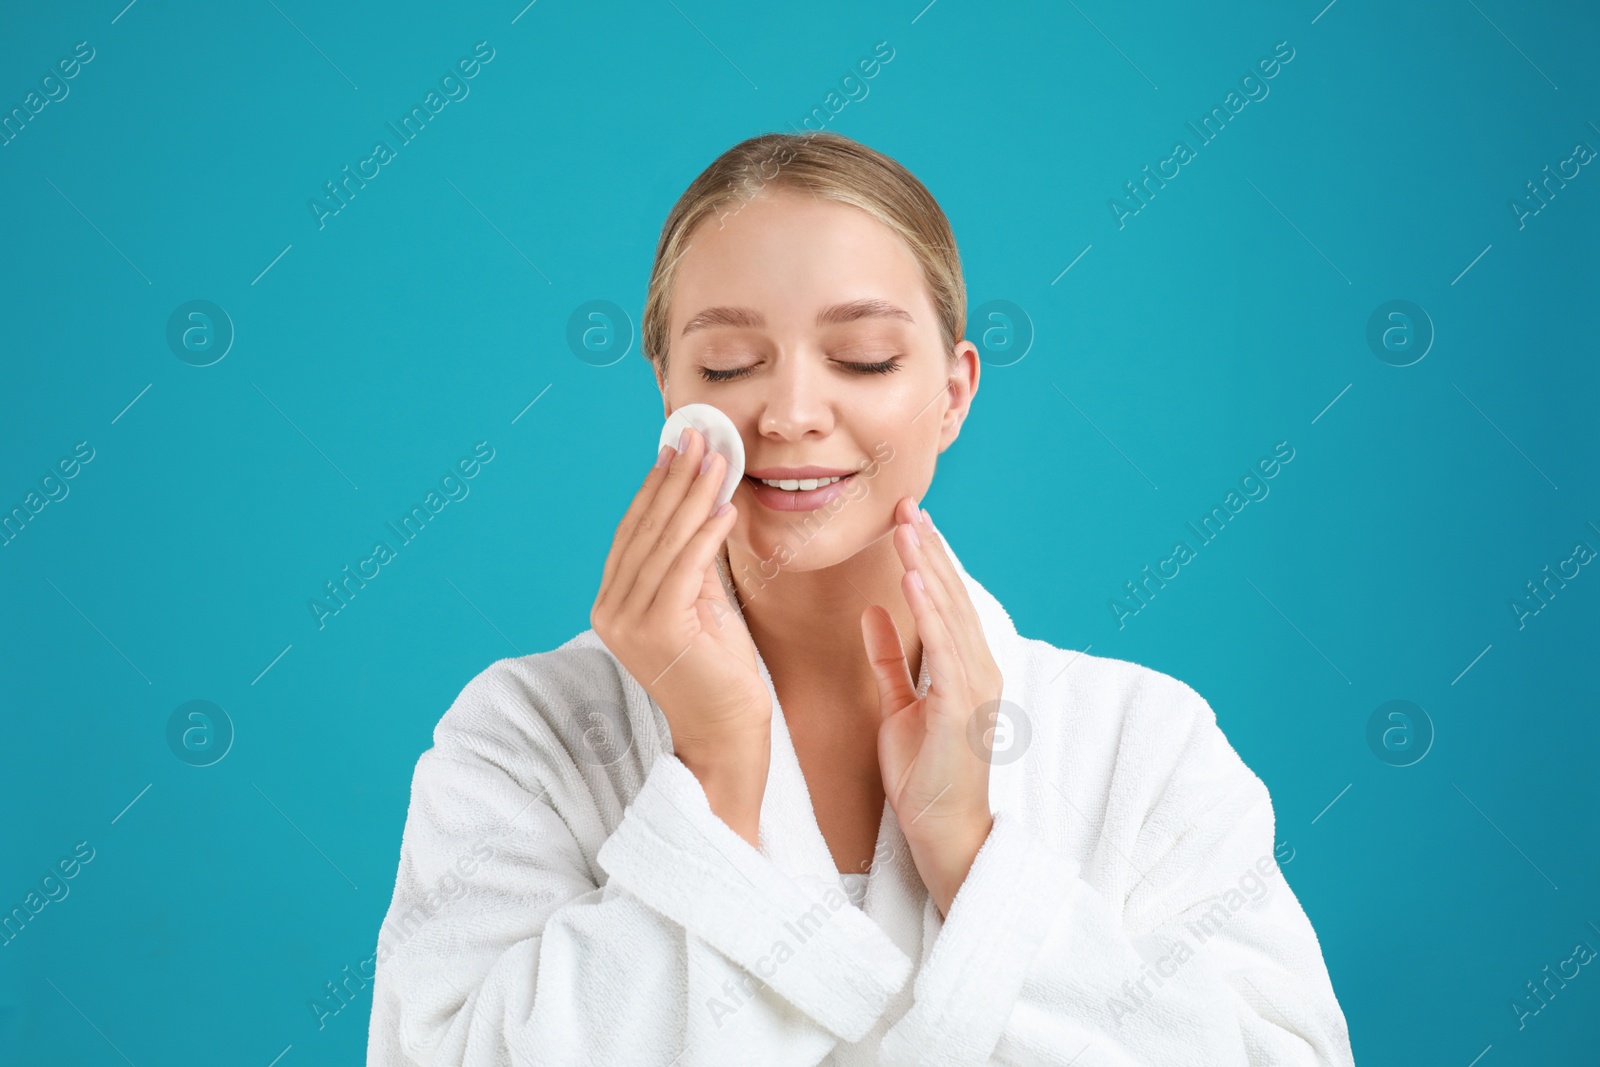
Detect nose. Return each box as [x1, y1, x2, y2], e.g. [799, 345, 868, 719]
[757, 351, 835, 440]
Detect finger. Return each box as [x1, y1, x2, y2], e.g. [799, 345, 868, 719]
[625, 434, 727, 617]
[612, 427, 711, 609]
[653, 469, 739, 617]
[894, 520, 969, 695]
[919, 511, 1004, 699]
[860, 604, 916, 724]
[900, 537, 968, 720]
[600, 443, 677, 599]
[913, 509, 985, 650]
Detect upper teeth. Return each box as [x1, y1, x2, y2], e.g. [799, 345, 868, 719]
[757, 475, 845, 491]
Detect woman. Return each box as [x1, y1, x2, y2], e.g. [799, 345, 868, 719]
[367, 131, 1355, 1066]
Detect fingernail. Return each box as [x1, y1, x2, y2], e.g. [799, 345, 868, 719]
[678, 428, 693, 452]
[910, 569, 925, 591]
[700, 449, 714, 474]
[907, 522, 920, 547]
[655, 444, 674, 469]
[920, 507, 931, 528]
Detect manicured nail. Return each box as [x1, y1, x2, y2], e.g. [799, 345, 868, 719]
[700, 449, 714, 474]
[678, 427, 693, 452]
[920, 507, 931, 528]
[655, 444, 674, 469]
[907, 521, 920, 547]
[910, 569, 925, 591]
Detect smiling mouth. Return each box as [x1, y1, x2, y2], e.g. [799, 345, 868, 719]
[746, 474, 852, 492]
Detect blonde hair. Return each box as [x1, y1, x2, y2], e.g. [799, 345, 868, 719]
[641, 131, 965, 380]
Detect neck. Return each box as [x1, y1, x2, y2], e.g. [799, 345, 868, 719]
[723, 532, 922, 719]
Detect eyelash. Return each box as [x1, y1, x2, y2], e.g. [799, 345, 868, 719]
[698, 358, 903, 383]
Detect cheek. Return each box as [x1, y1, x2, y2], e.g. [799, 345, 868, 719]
[855, 439, 927, 516]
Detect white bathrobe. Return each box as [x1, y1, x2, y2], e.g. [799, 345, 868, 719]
[367, 532, 1355, 1066]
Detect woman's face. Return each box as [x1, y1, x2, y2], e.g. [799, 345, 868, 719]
[659, 186, 979, 573]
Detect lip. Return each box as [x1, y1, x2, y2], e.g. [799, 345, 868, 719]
[745, 464, 857, 479]
[743, 472, 856, 511]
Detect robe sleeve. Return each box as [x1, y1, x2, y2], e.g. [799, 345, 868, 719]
[367, 713, 913, 1066]
[875, 686, 1355, 1067]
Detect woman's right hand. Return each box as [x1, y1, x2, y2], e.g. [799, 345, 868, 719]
[591, 426, 772, 767]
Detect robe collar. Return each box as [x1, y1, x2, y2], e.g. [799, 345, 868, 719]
[706, 531, 1027, 938]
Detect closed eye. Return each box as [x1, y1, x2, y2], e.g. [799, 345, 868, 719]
[843, 357, 903, 375]
[697, 357, 903, 383]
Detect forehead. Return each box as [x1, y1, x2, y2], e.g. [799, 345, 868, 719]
[670, 189, 933, 333]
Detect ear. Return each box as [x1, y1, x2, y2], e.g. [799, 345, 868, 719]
[939, 341, 981, 452]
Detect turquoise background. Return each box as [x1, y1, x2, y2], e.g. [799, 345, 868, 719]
[2, 0, 1597, 1063]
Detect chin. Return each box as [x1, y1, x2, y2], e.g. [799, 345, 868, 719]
[732, 518, 876, 580]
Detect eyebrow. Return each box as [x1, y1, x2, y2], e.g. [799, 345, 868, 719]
[678, 298, 915, 338]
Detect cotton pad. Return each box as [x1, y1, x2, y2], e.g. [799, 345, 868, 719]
[659, 403, 745, 508]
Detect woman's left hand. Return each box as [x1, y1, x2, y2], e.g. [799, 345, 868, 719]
[860, 497, 1004, 918]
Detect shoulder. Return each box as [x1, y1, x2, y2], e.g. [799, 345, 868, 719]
[1016, 636, 1218, 742]
[423, 630, 652, 788]
[1015, 637, 1261, 801]
[1016, 639, 1275, 883]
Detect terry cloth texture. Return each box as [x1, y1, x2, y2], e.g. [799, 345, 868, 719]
[367, 532, 1355, 1067]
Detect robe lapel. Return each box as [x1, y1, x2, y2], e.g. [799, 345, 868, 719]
[709, 530, 1024, 965]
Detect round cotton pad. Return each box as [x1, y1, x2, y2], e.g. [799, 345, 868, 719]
[659, 403, 745, 508]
